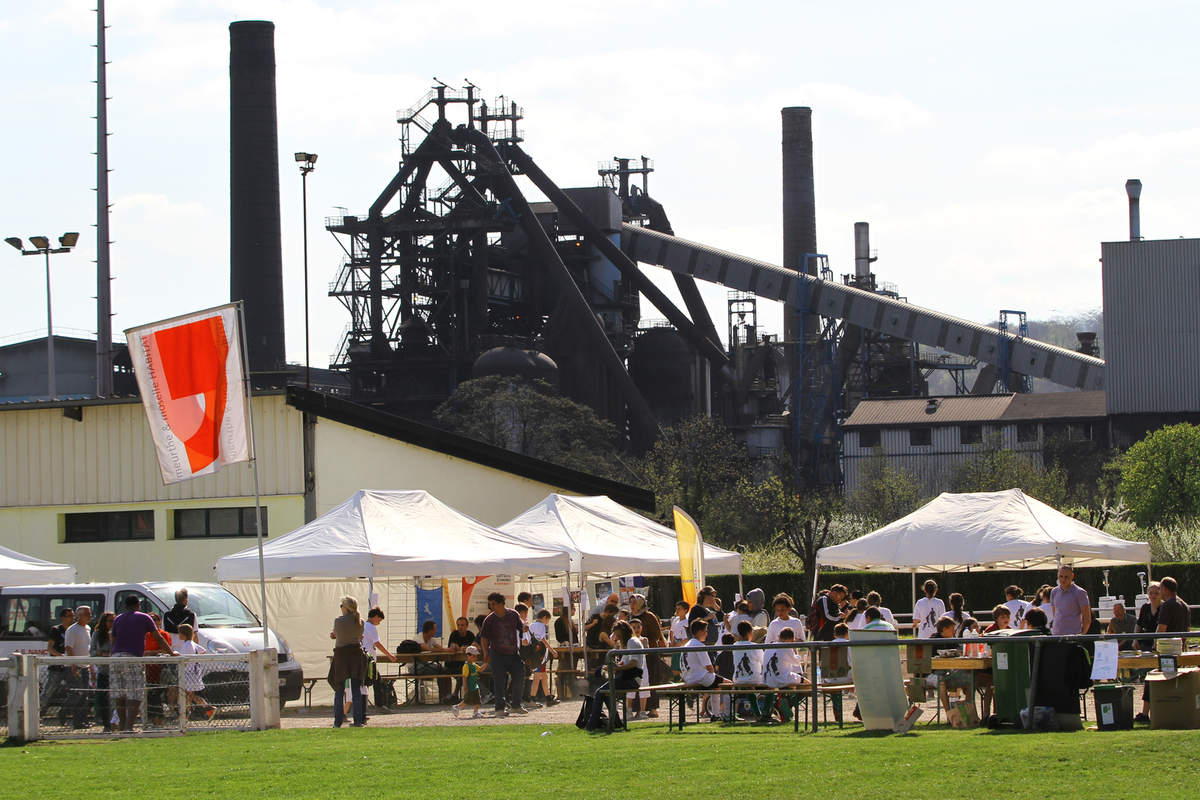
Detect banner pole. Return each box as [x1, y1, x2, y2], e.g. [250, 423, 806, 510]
[237, 301, 271, 649]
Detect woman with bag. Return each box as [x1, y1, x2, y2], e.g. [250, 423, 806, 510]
[328, 595, 368, 727]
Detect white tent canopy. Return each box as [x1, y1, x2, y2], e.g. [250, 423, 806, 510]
[500, 494, 743, 577]
[0, 545, 75, 584]
[817, 489, 1151, 572]
[216, 489, 571, 581]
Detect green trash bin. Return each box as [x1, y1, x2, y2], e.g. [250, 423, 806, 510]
[986, 629, 1032, 726]
[1093, 684, 1134, 730]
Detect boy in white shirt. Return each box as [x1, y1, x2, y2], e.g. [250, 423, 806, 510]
[680, 619, 725, 688]
[866, 592, 896, 626]
[913, 580, 946, 638]
[1002, 585, 1031, 629]
[669, 600, 690, 681]
[762, 628, 804, 722]
[765, 593, 806, 643]
[732, 620, 771, 723]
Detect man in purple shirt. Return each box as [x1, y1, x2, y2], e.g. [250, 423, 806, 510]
[478, 592, 526, 717]
[1049, 565, 1091, 637]
[111, 595, 176, 731]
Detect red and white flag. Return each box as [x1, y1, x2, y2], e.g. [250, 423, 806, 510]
[125, 303, 251, 485]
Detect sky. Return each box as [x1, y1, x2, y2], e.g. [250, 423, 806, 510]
[3, 1, 1199, 367]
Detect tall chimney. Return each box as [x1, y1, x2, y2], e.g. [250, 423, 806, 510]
[782, 107, 817, 343]
[230, 21, 286, 373]
[854, 221, 871, 281]
[1125, 179, 1142, 241]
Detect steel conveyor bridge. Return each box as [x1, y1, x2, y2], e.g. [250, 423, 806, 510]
[620, 224, 1104, 390]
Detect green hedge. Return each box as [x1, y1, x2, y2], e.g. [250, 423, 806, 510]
[645, 562, 1200, 620]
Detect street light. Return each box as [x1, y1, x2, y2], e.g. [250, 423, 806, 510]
[295, 152, 317, 389]
[5, 232, 79, 400]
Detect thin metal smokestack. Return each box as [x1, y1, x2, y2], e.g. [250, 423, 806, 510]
[854, 221, 871, 280]
[230, 21, 286, 373]
[1125, 179, 1142, 241]
[782, 106, 817, 343]
[95, 0, 113, 396]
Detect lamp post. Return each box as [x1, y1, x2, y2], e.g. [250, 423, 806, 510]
[5, 233, 78, 400]
[294, 152, 317, 389]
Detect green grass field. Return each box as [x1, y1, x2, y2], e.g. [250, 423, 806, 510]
[3, 723, 1197, 799]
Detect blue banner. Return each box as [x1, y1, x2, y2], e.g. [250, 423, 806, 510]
[416, 587, 442, 636]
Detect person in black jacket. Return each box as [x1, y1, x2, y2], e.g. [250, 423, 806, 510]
[163, 588, 196, 634]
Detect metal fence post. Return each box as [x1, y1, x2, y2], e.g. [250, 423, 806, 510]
[177, 656, 188, 735]
[810, 644, 819, 733]
[604, 653, 616, 733]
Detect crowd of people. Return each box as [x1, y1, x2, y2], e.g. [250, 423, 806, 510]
[42, 587, 217, 732]
[323, 568, 1188, 729]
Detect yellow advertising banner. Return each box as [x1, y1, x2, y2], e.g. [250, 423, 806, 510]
[673, 506, 705, 607]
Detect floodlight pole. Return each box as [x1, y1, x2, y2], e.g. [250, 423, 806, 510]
[7, 237, 75, 400]
[296, 153, 317, 389]
[43, 249, 56, 400]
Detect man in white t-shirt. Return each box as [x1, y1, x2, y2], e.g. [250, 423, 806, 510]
[63, 605, 93, 728]
[866, 592, 896, 625]
[913, 580, 946, 639]
[1002, 586, 1031, 630]
[766, 593, 806, 643]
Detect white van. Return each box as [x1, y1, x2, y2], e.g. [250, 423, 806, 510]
[0, 581, 303, 705]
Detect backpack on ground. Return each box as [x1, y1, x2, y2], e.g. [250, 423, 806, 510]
[373, 679, 397, 709]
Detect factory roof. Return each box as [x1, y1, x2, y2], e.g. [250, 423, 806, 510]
[286, 387, 655, 511]
[842, 391, 1106, 429]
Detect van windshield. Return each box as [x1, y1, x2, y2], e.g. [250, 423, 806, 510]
[146, 584, 260, 628]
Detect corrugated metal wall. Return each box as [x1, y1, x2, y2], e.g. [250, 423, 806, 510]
[0, 394, 303, 507]
[1102, 238, 1200, 414]
[842, 424, 1042, 497]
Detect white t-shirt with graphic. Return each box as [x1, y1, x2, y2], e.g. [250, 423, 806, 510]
[763, 645, 804, 688]
[766, 615, 806, 643]
[913, 596, 946, 638]
[1004, 599, 1032, 629]
[732, 645, 764, 684]
[669, 615, 689, 644]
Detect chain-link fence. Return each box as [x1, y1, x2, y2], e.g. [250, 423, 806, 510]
[6, 651, 279, 741]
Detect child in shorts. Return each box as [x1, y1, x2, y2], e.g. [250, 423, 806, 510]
[452, 646, 483, 719]
[175, 623, 216, 721]
[528, 608, 559, 706]
[627, 617, 651, 720]
[763, 627, 805, 722]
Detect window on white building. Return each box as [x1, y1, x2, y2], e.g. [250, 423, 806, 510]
[909, 427, 932, 447]
[63, 510, 155, 543]
[1017, 423, 1039, 443]
[858, 429, 881, 449]
[174, 507, 267, 539]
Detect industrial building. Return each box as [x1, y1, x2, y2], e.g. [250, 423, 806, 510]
[841, 391, 1107, 496]
[3, 15, 1200, 593]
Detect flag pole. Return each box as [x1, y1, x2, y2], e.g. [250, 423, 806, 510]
[237, 301, 271, 649]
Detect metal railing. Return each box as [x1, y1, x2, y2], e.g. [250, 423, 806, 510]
[5, 650, 281, 741]
[600, 630, 1195, 734]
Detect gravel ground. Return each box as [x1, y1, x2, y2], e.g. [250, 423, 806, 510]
[281, 698, 597, 729]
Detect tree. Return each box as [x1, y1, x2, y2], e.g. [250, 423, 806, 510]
[433, 375, 630, 481]
[1043, 434, 1123, 528]
[638, 415, 750, 533]
[847, 452, 923, 527]
[1120, 423, 1200, 529]
[950, 435, 1069, 507]
[713, 474, 849, 589]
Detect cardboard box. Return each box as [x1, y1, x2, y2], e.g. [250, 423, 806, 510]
[1148, 667, 1200, 729]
